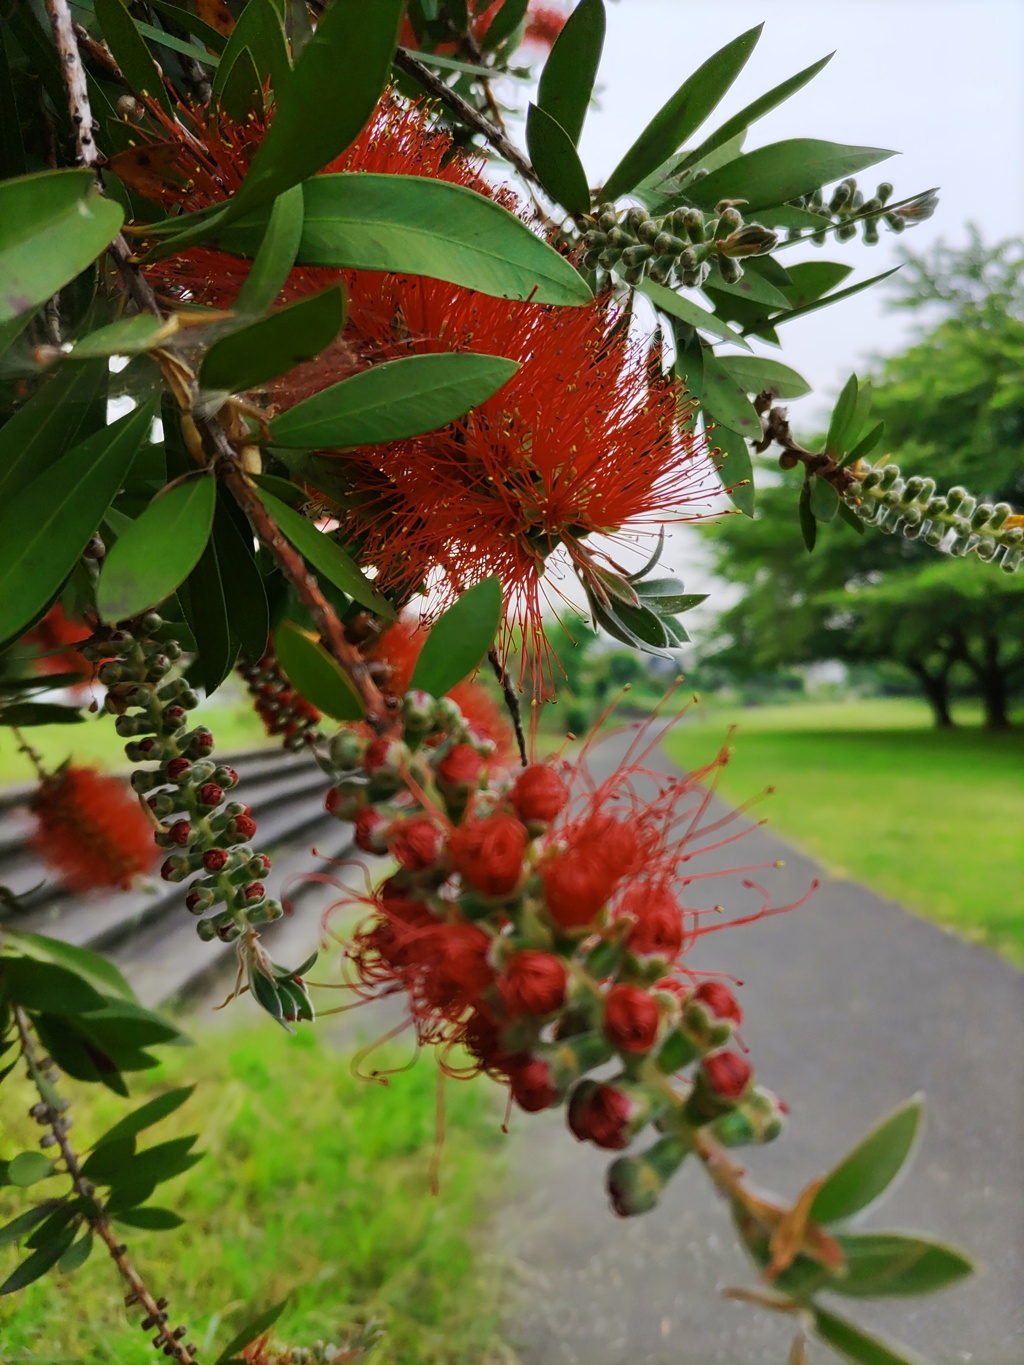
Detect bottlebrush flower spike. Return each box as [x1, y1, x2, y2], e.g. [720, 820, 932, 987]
[29, 765, 157, 891]
[19, 605, 94, 685]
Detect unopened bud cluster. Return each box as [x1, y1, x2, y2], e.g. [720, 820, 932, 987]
[239, 652, 324, 751]
[789, 180, 938, 246]
[84, 614, 284, 944]
[846, 464, 1023, 571]
[582, 201, 779, 289]
[327, 701, 787, 1217]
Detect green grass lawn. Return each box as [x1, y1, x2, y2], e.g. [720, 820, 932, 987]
[664, 698, 1024, 964]
[0, 1027, 510, 1364]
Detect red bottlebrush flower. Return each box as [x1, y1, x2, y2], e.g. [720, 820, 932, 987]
[603, 985, 661, 1055]
[365, 616, 425, 699]
[511, 763, 568, 825]
[386, 815, 445, 871]
[692, 980, 743, 1025]
[523, 4, 568, 49]
[508, 1056, 559, 1113]
[541, 848, 616, 932]
[353, 807, 388, 854]
[568, 1081, 632, 1150]
[702, 1050, 752, 1099]
[415, 922, 493, 1015]
[436, 743, 484, 792]
[29, 766, 157, 892]
[462, 1009, 511, 1074]
[448, 813, 527, 898]
[619, 884, 684, 962]
[501, 950, 568, 1017]
[19, 605, 93, 684]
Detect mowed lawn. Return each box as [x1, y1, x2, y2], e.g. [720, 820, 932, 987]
[664, 699, 1024, 965]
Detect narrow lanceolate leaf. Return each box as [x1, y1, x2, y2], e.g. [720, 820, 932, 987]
[686, 139, 896, 215]
[799, 480, 817, 551]
[811, 1306, 930, 1365]
[199, 285, 345, 394]
[212, 0, 290, 97]
[410, 578, 503, 697]
[95, 0, 174, 114]
[252, 487, 395, 619]
[764, 267, 901, 331]
[97, 474, 216, 622]
[0, 359, 107, 504]
[638, 280, 751, 349]
[217, 46, 263, 123]
[717, 355, 811, 399]
[65, 314, 173, 361]
[830, 1232, 974, 1298]
[700, 348, 762, 440]
[0, 1203, 64, 1249]
[481, 0, 529, 50]
[0, 1227, 77, 1296]
[215, 494, 270, 660]
[712, 425, 755, 516]
[601, 26, 763, 202]
[269, 353, 519, 449]
[825, 373, 861, 456]
[536, 0, 606, 146]
[9, 932, 136, 1002]
[526, 105, 591, 215]
[7, 1152, 57, 1188]
[809, 474, 840, 523]
[706, 266, 791, 312]
[811, 1096, 924, 1226]
[206, 174, 592, 307]
[0, 401, 157, 645]
[274, 621, 362, 721]
[0, 169, 123, 326]
[777, 261, 853, 310]
[232, 183, 304, 315]
[215, 1297, 291, 1365]
[223, 0, 404, 221]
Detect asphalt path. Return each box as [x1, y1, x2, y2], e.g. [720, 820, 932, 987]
[496, 732, 1024, 1365]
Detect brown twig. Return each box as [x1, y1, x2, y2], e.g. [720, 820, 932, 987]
[487, 648, 528, 768]
[13, 1006, 200, 1364]
[753, 391, 858, 494]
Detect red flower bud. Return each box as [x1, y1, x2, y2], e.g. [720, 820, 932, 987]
[364, 737, 403, 775]
[692, 980, 743, 1025]
[621, 885, 683, 961]
[501, 950, 568, 1017]
[164, 705, 186, 726]
[542, 849, 615, 931]
[508, 1056, 558, 1113]
[202, 847, 229, 873]
[215, 766, 239, 789]
[568, 1081, 632, 1149]
[603, 984, 660, 1054]
[511, 763, 568, 824]
[168, 819, 192, 847]
[231, 814, 258, 841]
[242, 881, 265, 902]
[387, 816, 445, 871]
[436, 743, 484, 791]
[702, 1050, 752, 1099]
[353, 807, 388, 854]
[198, 782, 224, 808]
[449, 813, 527, 897]
[165, 757, 191, 782]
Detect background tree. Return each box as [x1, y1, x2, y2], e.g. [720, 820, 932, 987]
[703, 233, 1024, 728]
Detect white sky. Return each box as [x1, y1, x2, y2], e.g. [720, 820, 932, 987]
[559, 0, 1024, 617]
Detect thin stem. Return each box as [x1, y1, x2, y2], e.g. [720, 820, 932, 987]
[11, 727, 47, 782]
[752, 392, 857, 494]
[13, 1007, 200, 1364]
[487, 648, 527, 767]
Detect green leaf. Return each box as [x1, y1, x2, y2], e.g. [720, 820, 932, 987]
[223, 0, 404, 222]
[79, 1000, 190, 1052]
[766, 268, 901, 331]
[844, 420, 886, 468]
[81, 1138, 137, 1184]
[0, 1203, 64, 1248]
[811, 1306, 929, 1365]
[215, 493, 270, 660]
[0, 1226, 76, 1296]
[178, 536, 236, 695]
[837, 500, 866, 535]
[811, 1097, 923, 1226]
[482, 0, 529, 50]
[713, 424, 755, 515]
[146, 0, 227, 53]
[7, 934, 135, 1003]
[1, 957, 108, 1014]
[0, 400, 157, 644]
[105, 1136, 202, 1205]
[94, 0, 174, 114]
[410, 578, 503, 697]
[0, 360, 108, 505]
[809, 475, 840, 523]
[637, 280, 751, 350]
[8, 1152, 57, 1188]
[206, 174, 593, 307]
[112, 1205, 184, 1230]
[269, 352, 519, 449]
[825, 374, 861, 456]
[65, 314, 169, 361]
[686, 139, 895, 215]
[217, 45, 264, 123]
[0, 702, 84, 727]
[777, 261, 853, 310]
[591, 595, 672, 654]
[830, 1232, 973, 1298]
[799, 480, 817, 551]
[130, 17, 223, 68]
[212, 0, 289, 97]
[0, 169, 123, 326]
[215, 1297, 291, 1364]
[93, 1087, 195, 1152]
[717, 355, 810, 399]
[57, 1229, 93, 1274]
[199, 286, 346, 393]
[0, 24, 26, 179]
[273, 620, 362, 721]
[252, 487, 395, 618]
[701, 348, 761, 439]
[706, 266, 790, 312]
[536, 0, 604, 146]
[232, 184, 304, 316]
[602, 26, 762, 202]
[97, 473, 216, 622]
[526, 104, 590, 215]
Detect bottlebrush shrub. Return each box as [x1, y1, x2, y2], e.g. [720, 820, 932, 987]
[320, 700, 811, 1217]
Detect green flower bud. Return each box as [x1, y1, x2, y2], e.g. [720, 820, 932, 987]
[606, 1134, 689, 1216]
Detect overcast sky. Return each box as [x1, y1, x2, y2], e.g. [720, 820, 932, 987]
[556, 0, 1024, 615]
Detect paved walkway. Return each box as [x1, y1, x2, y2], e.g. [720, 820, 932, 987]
[496, 734, 1024, 1365]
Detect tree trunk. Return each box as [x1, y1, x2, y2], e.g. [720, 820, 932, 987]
[907, 659, 955, 728]
[966, 636, 1012, 730]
